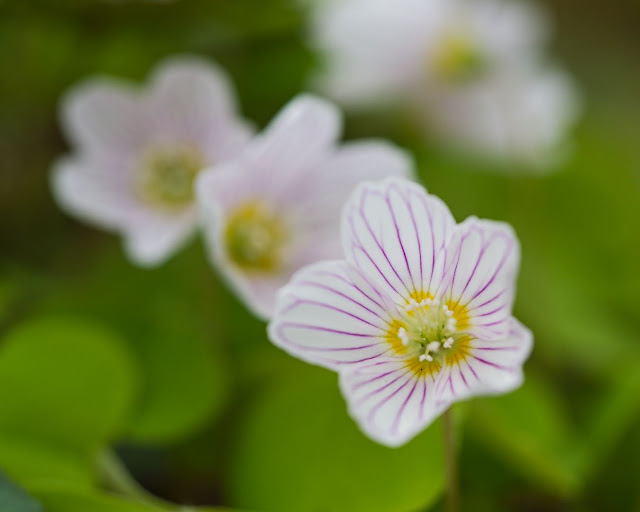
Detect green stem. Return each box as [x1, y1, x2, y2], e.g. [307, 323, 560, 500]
[443, 408, 459, 512]
[96, 450, 170, 509]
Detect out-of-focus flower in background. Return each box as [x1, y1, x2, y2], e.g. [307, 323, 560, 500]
[197, 95, 413, 319]
[269, 177, 532, 446]
[308, 0, 580, 170]
[51, 56, 252, 266]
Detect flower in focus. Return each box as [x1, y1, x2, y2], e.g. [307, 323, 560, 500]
[268, 177, 532, 446]
[309, 0, 579, 169]
[196, 95, 414, 319]
[52, 56, 252, 266]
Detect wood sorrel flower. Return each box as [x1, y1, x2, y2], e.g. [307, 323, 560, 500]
[268, 177, 532, 446]
[52, 56, 252, 266]
[196, 95, 413, 319]
[309, 0, 579, 168]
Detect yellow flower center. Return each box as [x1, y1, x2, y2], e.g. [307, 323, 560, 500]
[137, 145, 204, 208]
[385, 292, 471, 375]
[224, 202, 288, 273]
[430, 32, 486, 82]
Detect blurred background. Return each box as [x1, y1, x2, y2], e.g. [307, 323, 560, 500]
[0, 0, 639, 511]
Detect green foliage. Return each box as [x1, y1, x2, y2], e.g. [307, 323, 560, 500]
[0, 316, 137, 487]
[229, 365, 445, 512]
[466, 373, 580, 498]
[37, 247, 230, 445]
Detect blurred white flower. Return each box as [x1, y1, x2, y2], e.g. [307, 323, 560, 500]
[197, 95, 414, 319]
[309, 0, 579, 169]
[52, 56, 252, 266]
[269, 177, 532, 446]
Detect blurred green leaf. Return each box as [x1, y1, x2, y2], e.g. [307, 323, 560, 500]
[229, 366, 445, 512]
[572, 359, 640, 483]
[0, 316, 138, 452]
[37, 248, 230, 445]
[466, 372, 581, 498]
[31, 483, 160, 512]
[0, 435, 93, 490]
[0, 470, 44, 512]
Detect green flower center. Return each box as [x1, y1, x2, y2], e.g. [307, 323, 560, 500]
[224, 202, 288, 273]
[137, 146, 204, 208]
[431, 33, 486, 82]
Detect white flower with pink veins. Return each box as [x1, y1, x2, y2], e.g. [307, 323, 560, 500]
[309, 0, 579, 169]
[269, 177, 532, 446]
[52, 56, 253, 266]
[196, 95, 414, 319]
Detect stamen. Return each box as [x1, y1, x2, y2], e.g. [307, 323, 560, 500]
[442, 337, 454, 349]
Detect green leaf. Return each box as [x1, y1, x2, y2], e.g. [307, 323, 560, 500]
[0, 470, 44, 512]
[572, 359, 640, 483]
[37, 248, 229, 445]
[30, 483, 161, 512]
[466, 372, 580, 498]
[0, 435, 93, 490]
[0, 315, 138, 453]
[229, 365, 445, 512]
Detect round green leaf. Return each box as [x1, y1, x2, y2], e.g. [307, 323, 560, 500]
[229, 366, 445, 512]
[0, 316, 138, 452]
[37, 248, 230, 445]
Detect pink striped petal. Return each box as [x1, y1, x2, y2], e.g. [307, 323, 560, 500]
[341, 178, 456, 305]
[434, 318, 532, 403]
[440, 217, 520, 340]
[269, 261, 400, 371]
[339, 359, 448, 447]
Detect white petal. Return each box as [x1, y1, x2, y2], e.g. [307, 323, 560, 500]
[123, 208, 197, 267]
[148, 56, 253, 160]
[339, 359, 448, 447]
[237, 95, 342, 202]
[293, 139, 414, 226]
[269, 260, 401, 370]
[341, 177, 456, 305]
[61, 78, 148, 157]
[441, 217, 520, 340]
[434, 318, 532, 403]
[310, 0, 442, 104]
[51, 157, 139, 230]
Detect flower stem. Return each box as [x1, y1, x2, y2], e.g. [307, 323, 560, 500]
[96, 450, 170, 509]
[443, 408, 459, 512]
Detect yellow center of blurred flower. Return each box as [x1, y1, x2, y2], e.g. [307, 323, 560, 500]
[224, 202, 288, 273]
[385, 291, 471, 375]
[431, 33, 486, 82]
[137, 146, 204, 208]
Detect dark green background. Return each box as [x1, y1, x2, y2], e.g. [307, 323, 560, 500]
[1, 1, 639, 511]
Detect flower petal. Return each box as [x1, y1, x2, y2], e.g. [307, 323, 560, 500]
[238, 94, 342, 202]
[339, 359, 447, 447]
[268, 260, 400, 369]
[148, 56, 253, 161]
[61, 78, 148, 157]
[51, 157, 139, 230]
[342, 177, 456, 305]
[440, 217, 520, 340]
[123, 208, 197, 267]
[434, 318, 532, 403]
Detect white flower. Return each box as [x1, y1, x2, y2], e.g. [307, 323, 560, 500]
[268, 177, 532, 446]
[422, 67, 580, 169]
[196, 94, 414, 319]
[52, 56, 252, 266]
[309, 0, 579, 168]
